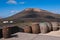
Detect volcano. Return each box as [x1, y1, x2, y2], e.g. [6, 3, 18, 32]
[1, 8, 60, 23]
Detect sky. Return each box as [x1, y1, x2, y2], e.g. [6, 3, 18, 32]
[0, 0, 60, 18]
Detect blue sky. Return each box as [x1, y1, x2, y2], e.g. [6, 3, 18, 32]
[0, 0, 60, 18]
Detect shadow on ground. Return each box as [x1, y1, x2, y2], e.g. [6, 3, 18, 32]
[0, 29, 3, 38]
[9, 26, 24, 34]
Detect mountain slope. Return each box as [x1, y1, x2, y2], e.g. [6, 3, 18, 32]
[1, 8, 60, 22]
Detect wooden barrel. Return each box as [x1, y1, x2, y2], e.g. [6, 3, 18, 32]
[2, 26, 10, 38]
[58, 22, 60, 29]
[59, 26, 60, 29]
[51, 22, 59, 31]
[31, 23, 40, 34]
[45, 22, 52, 32]
[39, 22, 48, 33]
[23, 25, 32, 33]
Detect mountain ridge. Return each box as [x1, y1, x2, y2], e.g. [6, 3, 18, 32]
[1, 8, 60, 22]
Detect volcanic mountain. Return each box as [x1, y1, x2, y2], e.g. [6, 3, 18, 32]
[1, 8, 60, 22]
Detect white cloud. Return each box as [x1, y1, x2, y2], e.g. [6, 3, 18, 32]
[6, 0, 17, 4]
[19, 2, 25, 4]
[10, 10, 19, 13]
[6, 0, 25, 5]
[10, 10, 15, 13]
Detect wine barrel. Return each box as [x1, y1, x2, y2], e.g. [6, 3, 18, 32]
[31, 23, 40, 34]
[23, 25, 32, 33]
[51, 22, 59, 31]
[45, 22, 52, 32]
[59, 26, 60, 29]
[58, 22, 60, 29]
[2, 26, 10, 38]
[39, 22, 49, 33]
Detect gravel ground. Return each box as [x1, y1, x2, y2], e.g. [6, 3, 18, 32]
[0, 32, 60, 40]
[33, 35, 60, 40]
[39, 30, 60, 37]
